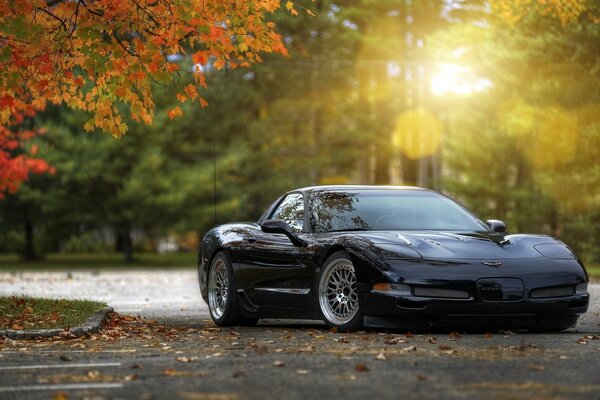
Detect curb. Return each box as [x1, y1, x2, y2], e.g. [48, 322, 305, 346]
[0, 307, 114, 340]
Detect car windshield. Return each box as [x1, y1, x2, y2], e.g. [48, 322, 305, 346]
[309, 190, 489, 233]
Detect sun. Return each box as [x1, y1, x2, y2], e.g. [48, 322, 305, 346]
[430, 64, 492, 96]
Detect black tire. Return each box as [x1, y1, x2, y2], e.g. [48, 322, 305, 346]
[317, 250, 363, 332]
[207, 251, 248, 326]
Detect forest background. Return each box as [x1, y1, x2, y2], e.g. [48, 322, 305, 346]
[1, 0, 599, 270]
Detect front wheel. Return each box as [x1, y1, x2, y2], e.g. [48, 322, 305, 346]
[207, 252, 257, 326]
[318, 251, 363, 331]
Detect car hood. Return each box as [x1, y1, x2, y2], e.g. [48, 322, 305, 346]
[355, 231, 557, 260]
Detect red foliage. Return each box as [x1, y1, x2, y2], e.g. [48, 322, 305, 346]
[0, 117, 54, 199]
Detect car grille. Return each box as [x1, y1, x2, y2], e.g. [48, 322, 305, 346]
[477, 278, 524, 302]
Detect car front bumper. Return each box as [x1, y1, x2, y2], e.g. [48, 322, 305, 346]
[360, 290, 589, 330]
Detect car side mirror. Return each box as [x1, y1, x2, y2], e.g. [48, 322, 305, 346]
[261, 219, 307, 247]
[486, 219, 507, 233]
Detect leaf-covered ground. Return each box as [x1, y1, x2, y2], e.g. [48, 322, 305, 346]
[1, 313, 599, 399]
[0, 296, 106, 330]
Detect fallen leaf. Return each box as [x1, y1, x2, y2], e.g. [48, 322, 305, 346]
[355, 363, 369, 372]
[125, 374, 138, 381]
[438, 345, 452, 351]
[272, 360, 285, 367]
[177, 357, 197, 363]
[426, 336, 437, 344]
[385, 337, 407, 345]
[10, 324, 24, 330]
[376, 351, 387, 360]
[528, 364, 545, 371]
[417, 374, 427, 381]
[480, 333, 493, 338]
[402, 345, 417, 352]
[59, 331, 76, 339]
[53, 392, 69, 400]
[296, 369, 309, 374]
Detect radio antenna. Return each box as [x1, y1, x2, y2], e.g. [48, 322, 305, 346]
[212, 129, 218, 226]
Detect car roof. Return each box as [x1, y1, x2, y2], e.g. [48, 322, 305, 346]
[292, 185, 433, 195]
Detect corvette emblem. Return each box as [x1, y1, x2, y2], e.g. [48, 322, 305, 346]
[481, 261, 502, 268]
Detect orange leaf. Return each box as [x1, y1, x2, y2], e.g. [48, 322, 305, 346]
[167, 107, 183, 119]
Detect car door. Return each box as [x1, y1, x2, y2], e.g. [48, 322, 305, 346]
[237, 192, 312, 309]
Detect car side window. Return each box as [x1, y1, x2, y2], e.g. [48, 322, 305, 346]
[270, 193, 304, 232]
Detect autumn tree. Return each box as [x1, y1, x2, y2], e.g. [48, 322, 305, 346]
[0, 0, 296, 197]
[0, 120, 54, 199]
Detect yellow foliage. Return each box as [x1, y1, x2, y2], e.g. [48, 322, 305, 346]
[499, 100, 580, 169]
[491, 0, 590, 26]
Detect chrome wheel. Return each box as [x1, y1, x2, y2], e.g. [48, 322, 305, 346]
[319, 257, 359, 325]
[208, 258, 229, 319]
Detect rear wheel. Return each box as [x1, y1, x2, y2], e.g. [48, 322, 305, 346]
[208, 252, 258, 326]
[318, 251, 363, 331]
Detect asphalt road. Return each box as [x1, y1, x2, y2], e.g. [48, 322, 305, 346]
[0, 270, 599, 400]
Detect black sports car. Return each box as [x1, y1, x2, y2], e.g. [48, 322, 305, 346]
[198, 186, 589, 331]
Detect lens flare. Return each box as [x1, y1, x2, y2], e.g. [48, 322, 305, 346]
[393, 107, 444, 159]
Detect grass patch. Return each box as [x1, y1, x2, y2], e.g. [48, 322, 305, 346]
[0, 296, 107, 331]
[0, 252, 197, 271]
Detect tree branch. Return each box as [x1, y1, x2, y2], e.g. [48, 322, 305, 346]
[37, 7, 68, 32]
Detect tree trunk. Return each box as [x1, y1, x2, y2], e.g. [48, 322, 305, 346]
[23, 218, 36, 261]
[115, 227, 134, 263]
[122, 229, 133, 263]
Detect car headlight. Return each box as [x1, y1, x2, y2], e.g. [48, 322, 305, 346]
[534, 243, 576, 260]
[373, 283, 411, 296]
[576, 282, 588, 295]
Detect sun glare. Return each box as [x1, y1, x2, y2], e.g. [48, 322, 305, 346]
[430, 64, 492, 96]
